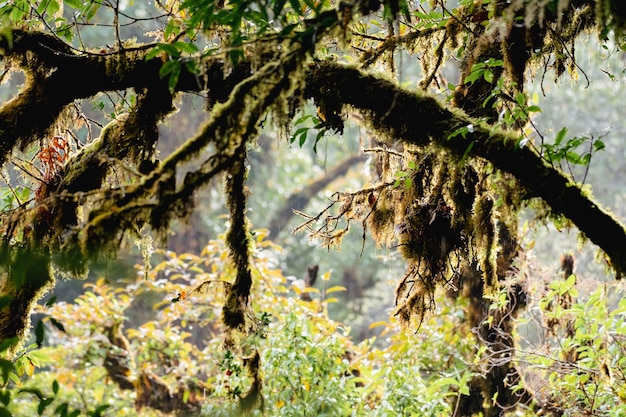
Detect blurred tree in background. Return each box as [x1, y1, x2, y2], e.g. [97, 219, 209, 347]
[1, 0, 626, 415]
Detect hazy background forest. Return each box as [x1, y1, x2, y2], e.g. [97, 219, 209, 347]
[11, 35, 626, 414]
[154, 34, 626, 340]
[1, 0, 626, 416]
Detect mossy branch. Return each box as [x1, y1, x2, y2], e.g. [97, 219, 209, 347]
[222, 147, 252, 330]
[63, 48, 304, 265]
[305, 63, 626, 277]
[0, 246, 52, 357]
[0, 29, 251, 167]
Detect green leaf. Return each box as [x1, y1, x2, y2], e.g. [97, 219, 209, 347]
[291, 127, 309, 146]
[49, 318, 65, 333]
[184, 59, 198, 75]
[554, 127, 567, 146]
[485, 58, 503, 67]
[0, 391, 10, 407]
[526, 105, 541, 113]
[461, 141, 475, 164]
[279, 23, 298, 36]
[157, 43, 181, 58]
[88, 404, 111, 416]
[35, 320, 45, 347]
[0, 296, 12, 310]
[294, 114, 313, 125]
[159, 59, 180, 78]
[565, 151, 581, 164]
[464, 69, 483, 85]
[44, 296, 57, 307]
[37, 397, 54, 415]
[25, 349, 51, 366]
[63, 0, 83, 9]
[580, 153, 591, 165]
[593, 139, 606, 151]
[163, 18, 181, 40]
[0, 359, 14, 385]
[0, 406, 12, 417]
[54, 403, 68, 416]
[313, 129, 325, 153]
[37, 0, 59, 16]
[81, 1, 101, 20]
[298, 131, 307, 147]
[173, 41, 199, 54]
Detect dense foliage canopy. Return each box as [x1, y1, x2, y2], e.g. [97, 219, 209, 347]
[1, 0, 626, 415]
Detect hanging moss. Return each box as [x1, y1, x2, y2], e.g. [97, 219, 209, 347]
[367, 188, 396, 247]
[472, 193, 498, 291]
[596, 0, 626, 38]
[393, 268, 437, 329]
[238, 351, 264, 414]
[0, 246, 53, 358]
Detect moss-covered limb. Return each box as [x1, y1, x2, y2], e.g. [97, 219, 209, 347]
[139, 50, 301, 206]
[359, 27, 443, 69]
[59, 86, 173, 193]
[61, 49, 304, 267]
[25, 85, 175, 251]
[0, 29, 252, 166]
[0, 246, 52, 358]
[218, 52, 306, 330]
[305, 63, 626, 277]
[0, 32, 158, 165]
[222, 146, 252, 330]
[146, 152, 240, 237]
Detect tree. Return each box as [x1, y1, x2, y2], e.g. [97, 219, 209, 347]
[1, 0, 626, 415]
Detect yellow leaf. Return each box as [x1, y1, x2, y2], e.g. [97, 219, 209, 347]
[325, 285, 347, 294]
[293, 285, 320, 295]
[321, 270, 332, 281]
[368, 321, 389, 330]
[254, 229, 269, 241]
[323, 297, 339, 304]
[532, 92, 539, 104]
[24, 360, 34, 377]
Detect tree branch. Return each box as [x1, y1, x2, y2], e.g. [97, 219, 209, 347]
[0, 29, 252, 166]
[268, 154, 367, 238]
[305, 63, 626, 277]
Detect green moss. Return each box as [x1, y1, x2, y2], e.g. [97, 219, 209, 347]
[368, 206, 395, 247]
[0, 247, 53, 358]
